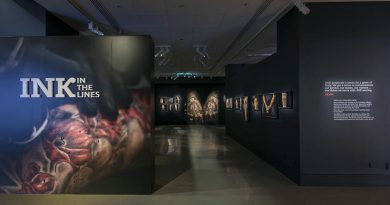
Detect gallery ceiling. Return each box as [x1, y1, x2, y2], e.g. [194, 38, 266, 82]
[34, 0, 375, 77]
[33, 0, 298, 77]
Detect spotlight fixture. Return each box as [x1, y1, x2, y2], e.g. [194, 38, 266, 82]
[247, 46, 276, 58]
[247, 53, 273, 57]
[155, 45, 172, 66]
[291, 0, 310, 15]
[193, 45, 210, 68]
[88, 22, 104, 36]
[155, 72, 214, 80]
[169, 72, 205, 80]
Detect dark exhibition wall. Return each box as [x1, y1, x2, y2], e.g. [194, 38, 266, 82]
[225, 9, 300, 183]
[155, 82, 225, 125]
[0, 0, 45, 36]
[226, 2, 390, 186]
[299, 2, 390, 185]
[45, 12, 79, 36]
[0, 0, 78, 37]
[0, 36, 154, 194]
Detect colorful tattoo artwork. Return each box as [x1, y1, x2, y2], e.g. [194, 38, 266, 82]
[0, 94, 150, 194]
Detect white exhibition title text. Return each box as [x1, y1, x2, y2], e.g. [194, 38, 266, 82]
[20, 77, 101, 98]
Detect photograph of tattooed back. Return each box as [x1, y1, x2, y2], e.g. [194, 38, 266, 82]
[0, 36, 154, 194]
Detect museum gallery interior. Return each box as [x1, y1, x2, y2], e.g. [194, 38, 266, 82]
[0, 0, 390, 204]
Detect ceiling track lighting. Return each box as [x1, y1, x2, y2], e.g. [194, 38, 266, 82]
[155, 72, 208, 80]
[247, 53, 273, 57]
[155, 45, 172, 66]
[291, 0, 310, 15]
[193, 45, 209, 59]
[0, 38, 24, 72]
[193, 45, 210, 68]
[88, 22, 104, 36]
[154, 47, 164, 58]
[159, 52, 172, 66]
[246, 45, 276, 58]
[67, 0, 121, 35]
[173, 72, 198, 80]
[89, 0, 122, 34]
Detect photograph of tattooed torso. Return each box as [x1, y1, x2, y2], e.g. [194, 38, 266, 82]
[0, 37, 153, 194]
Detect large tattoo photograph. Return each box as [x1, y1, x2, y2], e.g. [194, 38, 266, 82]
[0, 37, 153, 194]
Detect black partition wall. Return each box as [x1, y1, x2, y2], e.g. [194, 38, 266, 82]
[226, 9, 300, 183]
[0, 36, 154, 194]
[226, 2, 390, 186]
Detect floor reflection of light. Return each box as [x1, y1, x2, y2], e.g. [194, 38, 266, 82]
[5, 125, 386, 204]
[167, 139, 175, 155]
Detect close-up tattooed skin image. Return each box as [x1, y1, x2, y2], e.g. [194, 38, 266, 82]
[1, 96, 150, 194]
[0, 37, 153, 194]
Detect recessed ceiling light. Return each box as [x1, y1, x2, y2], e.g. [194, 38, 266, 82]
[247, 53, 273, 57]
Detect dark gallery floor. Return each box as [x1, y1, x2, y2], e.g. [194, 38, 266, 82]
[1, 126, 390, 204]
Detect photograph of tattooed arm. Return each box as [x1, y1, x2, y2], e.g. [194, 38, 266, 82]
[0, 37, 152, 194]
